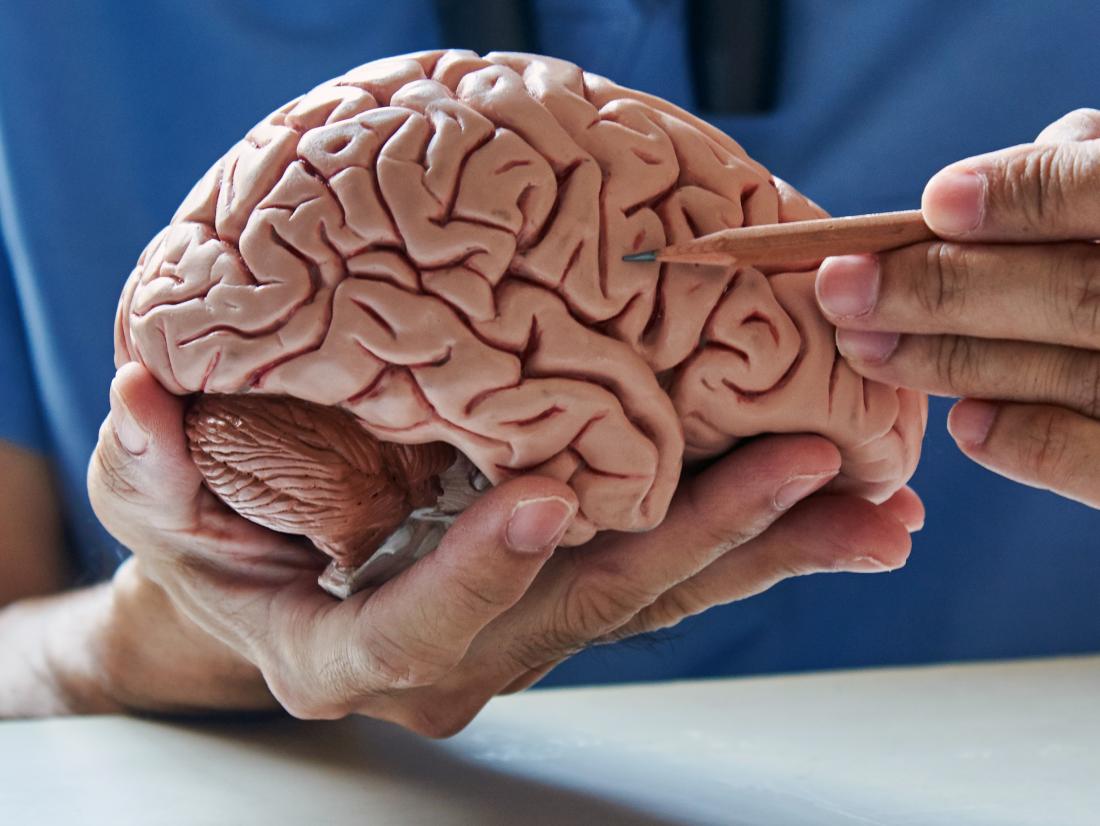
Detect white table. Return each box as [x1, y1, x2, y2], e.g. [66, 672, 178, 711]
[2, 656, 1097, 825]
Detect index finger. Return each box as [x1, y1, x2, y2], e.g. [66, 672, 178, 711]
[817, 240, 1100, 350]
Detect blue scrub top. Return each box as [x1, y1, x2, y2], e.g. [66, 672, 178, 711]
[1, 0, 1097, 685]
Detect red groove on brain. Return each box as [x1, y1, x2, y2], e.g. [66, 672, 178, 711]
[116, 50, 925, 543]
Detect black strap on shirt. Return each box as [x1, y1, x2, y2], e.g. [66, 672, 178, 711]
[433, 0, 537, 55]
[688, 0, 780, 113]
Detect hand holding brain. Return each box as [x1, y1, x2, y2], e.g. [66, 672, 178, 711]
[115, 51, 926, 579]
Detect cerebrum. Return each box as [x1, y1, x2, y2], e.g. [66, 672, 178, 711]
[115, 50, 926, 571]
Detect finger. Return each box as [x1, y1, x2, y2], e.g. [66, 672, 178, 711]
[397, 436, 848, 714]
[878, 485, 925, 532]
[920, 140, 1100, 241]
[903, 387, 929, 484]
[457, 435, 840, 688]
[86, 365, 323, 706]
[948, 399, 1100, 508]
[817, 242, 1100, 350]
[497, 435, 841, 660]
[836, 331, 1100, 420]
[1036, 108, 1100, 144]
[611, 494, 912, 639]
[575, 434, 840, 608]
[88, 362, 204, 540]
[340, 476, 578, 689]
[88, 363, 284, 559]
[593, 434, 840, 575]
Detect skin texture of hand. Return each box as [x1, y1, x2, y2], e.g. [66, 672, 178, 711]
[816, 108, 1100, 508]
[87, 362, 918, 735]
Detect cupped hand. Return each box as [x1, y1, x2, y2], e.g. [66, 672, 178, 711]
[89, 362, 916, 735]
[816, 109, 1100, 508]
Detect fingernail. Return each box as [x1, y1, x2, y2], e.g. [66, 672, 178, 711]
[924, 170, 986, 235]
[109, 384, 149, 455]
[773, 471, 836, 511]
[816, 254, 880, 319]
[948, 399, 998, 447]
[506, 496, 575, 553]
[841, 556, 897, 573]
[836, 329, 900, 364]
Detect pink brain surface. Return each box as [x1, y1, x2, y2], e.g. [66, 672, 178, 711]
[115, 50, 927, 548]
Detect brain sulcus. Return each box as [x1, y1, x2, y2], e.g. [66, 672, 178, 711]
[114, 50, 926, 589]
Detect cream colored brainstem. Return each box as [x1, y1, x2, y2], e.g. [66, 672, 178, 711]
[115, 50, 926, 561]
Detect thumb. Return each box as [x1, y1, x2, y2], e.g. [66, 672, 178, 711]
[262, 476, 579, 718]
[344, 478, 577, 685]
[921, 138, 1100, 242]
[88, 362, 202, 540]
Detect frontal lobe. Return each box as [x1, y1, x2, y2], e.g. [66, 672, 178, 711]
[116, 50, 924, 558]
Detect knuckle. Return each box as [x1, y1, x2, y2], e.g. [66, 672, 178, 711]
[393, 696, 483, 739]
[686, 491, 759, 554]
[88, 436, 138, 502]
[87, 446, 142, 529]
[276, 693, 346, 721]
[1003, 145, 1065, 228]
[1066, 250, 1100, 345]
[933, 335, 980, 391]
[314, 650, 381, 708]
[1017, 408, 1075, 484]
[447, 569, 514, 617]
[265, 669, 350, 721]
[640, 584, 707, 633]
[1070, 351, 1100, 419]
[273, 625, 460, 718]
[1021, 353, 1056, 408]
[361, 625, 456, 690]
[560, 563, 662, 639]
[562, 585, 629, 639]
[919, 242, 971, 320]
[506, 632, 580, 676]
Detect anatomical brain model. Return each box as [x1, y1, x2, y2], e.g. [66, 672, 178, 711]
[115, 51, 926, 595]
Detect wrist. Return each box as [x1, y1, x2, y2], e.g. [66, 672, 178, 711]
[99, 559, 276, 714]
[0, 584, 122, 717]
[48, 584, 126, 714]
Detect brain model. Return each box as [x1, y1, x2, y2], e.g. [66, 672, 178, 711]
[115, 51, 925, 593]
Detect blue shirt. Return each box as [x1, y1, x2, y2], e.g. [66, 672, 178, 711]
[1, 0, 1097, 684]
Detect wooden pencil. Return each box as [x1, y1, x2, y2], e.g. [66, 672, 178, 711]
[623, 209, 936, 267]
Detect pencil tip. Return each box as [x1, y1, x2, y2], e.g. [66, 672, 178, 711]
[622, 250, 657, 262]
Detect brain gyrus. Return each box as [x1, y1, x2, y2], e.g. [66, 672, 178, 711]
[115, 50, 926, 563]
